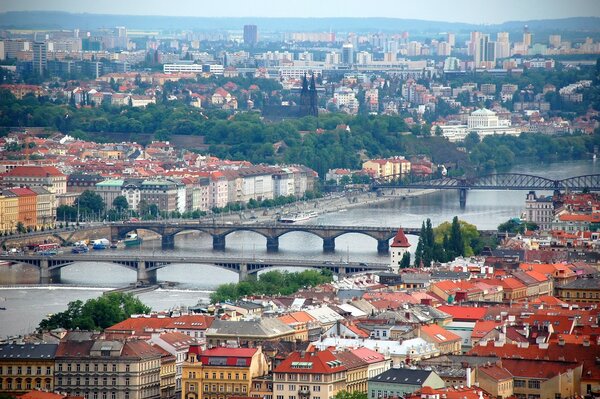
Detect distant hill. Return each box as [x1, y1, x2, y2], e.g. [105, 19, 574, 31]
[1, 11, 599, 34]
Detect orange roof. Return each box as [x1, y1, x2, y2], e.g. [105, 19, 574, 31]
[390, 228, 411, 248]
[278, 311, 316, 325]
[471, 320, 502, 339]
[498, 277, 526, 291]
[437, 305, 487, 322]
[420, 323, 461, 343]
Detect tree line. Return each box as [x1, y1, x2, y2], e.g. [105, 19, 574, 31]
[209, 269, 333, 304]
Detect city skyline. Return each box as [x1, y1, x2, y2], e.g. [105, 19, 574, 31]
[2, 0, 600, 25]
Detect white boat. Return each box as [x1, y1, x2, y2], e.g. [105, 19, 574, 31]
[278, 211, 318, 223]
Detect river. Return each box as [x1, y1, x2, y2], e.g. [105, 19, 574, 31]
[0, 159, 598, 338]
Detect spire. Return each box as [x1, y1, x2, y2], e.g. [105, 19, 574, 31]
[391, 228, 411, 248]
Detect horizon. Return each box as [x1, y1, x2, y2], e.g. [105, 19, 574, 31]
[2, 0, 600, 25]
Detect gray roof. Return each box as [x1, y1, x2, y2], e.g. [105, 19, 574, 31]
[559, 278, 600, 290]
[368, 368, 435, 386]
[431, 270, 471, 280]
[0, 343, 58, 360]
[207, 318, 293, 338]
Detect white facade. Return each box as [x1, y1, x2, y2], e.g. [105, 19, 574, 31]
[209, 175, 229, 209]
[163, 63, 203, 73]
[438, 108, 521, 142]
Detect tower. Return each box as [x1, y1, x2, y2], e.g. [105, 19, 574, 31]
[299, 74, 310, 117]
[309, 74, 318, 117]
[32, 41, 47, 75]
[243, 25, 258, 46]
[390, 228, 411, 272]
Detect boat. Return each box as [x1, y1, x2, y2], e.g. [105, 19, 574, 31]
[0, 261, 12, 267]
[92, 238, 110, 250]
[123, 232, 143, 247]
[278, 211, 318, 223]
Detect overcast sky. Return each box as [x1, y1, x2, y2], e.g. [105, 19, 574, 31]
[2, 0, 599, 24]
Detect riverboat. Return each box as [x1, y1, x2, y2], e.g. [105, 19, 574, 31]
[123, 232, 143, 247]
[278, 211, 318, 223]
[92, 238, 110, 250]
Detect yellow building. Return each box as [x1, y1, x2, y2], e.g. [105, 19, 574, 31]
[154, 346, 177, 399]
[555, 278, 600, 303]
[0, 343, 57, 394]
[182, 346, 269, 399]
[0, 193, 19, 233]
[362, 158, 411, 181]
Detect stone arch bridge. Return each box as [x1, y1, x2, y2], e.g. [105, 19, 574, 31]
[111, 222, 422, 254]
[5, 253, 390, 285]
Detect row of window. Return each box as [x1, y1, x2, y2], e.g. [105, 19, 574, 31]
[514, 379, 541, 389]
[0, 377, 52, 391]
[275, 373, 322, 382]
[195, 372, 248, 380]
[58, 376, 129, 386]
[1, 366, 52, 375]
[274, 384, 321, 392]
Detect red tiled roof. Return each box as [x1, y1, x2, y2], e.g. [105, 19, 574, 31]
[477, 364, 512, 381]
[437, 306, 487, 322]
[420, 323, 461, 343]
[390, 228, 411, 248]
[274, 349, 346, 374]
[188, 346, 257, 367]
[4, 165, 65, 177]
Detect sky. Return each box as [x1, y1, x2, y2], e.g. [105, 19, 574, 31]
[1, 0, 599, 25]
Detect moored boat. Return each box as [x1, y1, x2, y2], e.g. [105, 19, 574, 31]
[123, 232, 143, 247]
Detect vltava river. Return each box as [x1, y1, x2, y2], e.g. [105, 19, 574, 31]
[0, 160, 598, 337]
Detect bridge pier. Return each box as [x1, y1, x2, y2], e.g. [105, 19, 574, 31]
[239, 263, 248, 282]
[459, 188, 467, 208]
[39, 260, 61, 284]
[137, 261, 157, 285]
[377, 239, 390, 255]
[266, 237, 279, 252]
[213, 235, 226, 251]
[323, 237, 336, 253]
[161, 234, 175, 250]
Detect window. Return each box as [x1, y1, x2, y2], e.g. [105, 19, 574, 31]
[205, 385, 209, 392]
[514, 379, 526, 388]
[125, 365, 130, 372]
[111, 393, 116, 399]
[125, 378, 130, 386]
[528, 380, 541, 390]
[46, 367, 51, 375]
[276, 384, 284, 390]
[112, 364, 117, 372]
[289, 385, 296, 391]
[36, 367, 41, 375]
[313, 386, 321, 392]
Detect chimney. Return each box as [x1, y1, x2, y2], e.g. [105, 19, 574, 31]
[466, 367, 472, 388]
[583, 337, 590, 347]
[558, 336, 565, 346]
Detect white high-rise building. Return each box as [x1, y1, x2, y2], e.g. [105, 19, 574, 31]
[342, 43, 354, 65]
[496, 32, 510, 59]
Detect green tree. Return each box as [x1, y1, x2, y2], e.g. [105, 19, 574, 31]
[334, 391, 368, 399]
[113, 195, 129, 213]
[37, 293, 150, 332]
[16, 222, 26, 234]
[400, 252, 411, 269]
[76, 190, 105, 217]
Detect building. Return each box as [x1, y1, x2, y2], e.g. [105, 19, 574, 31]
[0, 343, 57, 394]
[181, 346, 269, 399]
[342, 43, 354, 65]
[0, 191, 19, 233]
[205, 319, 295, 348]
[437, 108, 520, 142]
[367, 368, 445, 398]
[362, 158, 411, 181]
[95, 179, 125, 212]
[2, 166, 67, 195]
[7, 188, 37, 230]
[54, 333, 162, 399]
[389, 228, 411, 272]
[524, 191, 554, 231]
[32, 41, 47, 75]
[67, 174, 104, 193]
[476, 364, 514, 399]
[418, 324, 462, 355]
[555, 277, 600, 303]
[30, 186, 56, 229]
[243, 25, 258, 46]
[273, 349, 347, 399]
